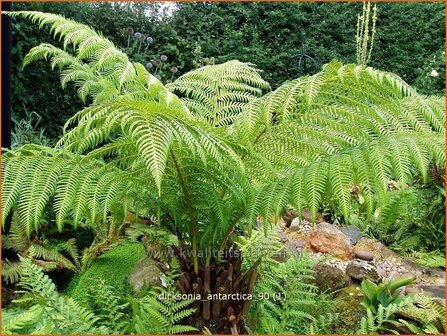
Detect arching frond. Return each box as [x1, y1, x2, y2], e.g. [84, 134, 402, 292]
[1, 145, 132, 235]
[232, 60, 426, 144]
[5, 11, 182, 107]
[240, 61, 445, 225]
[167, 60, 270, 126]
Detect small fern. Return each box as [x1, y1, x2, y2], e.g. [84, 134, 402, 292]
[86, 279, 131, 333]
[358, 294, 445, 334]
[2, 218, 80, 284]
[133, 289, 197, 334]
[132, 257, 197, 334]
[247, 253, 327, 334]
[408, 250, 446, 268]
[1, 258, 108, 334]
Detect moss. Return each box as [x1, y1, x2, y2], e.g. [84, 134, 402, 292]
[65, 241, 145, 303]
[332, 285, 366, 333]
[313, 262, 351, 293]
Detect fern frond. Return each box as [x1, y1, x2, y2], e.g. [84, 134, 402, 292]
[1, 260, 24, 285]
[1, 305, 43, 334]
[3, 258, 109, 334]
[167, 60, 269, 126]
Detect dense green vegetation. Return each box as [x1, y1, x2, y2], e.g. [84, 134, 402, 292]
[2, 4, 445, 335]
[65, 242, 145, 303]
[10, 1, 445, 138]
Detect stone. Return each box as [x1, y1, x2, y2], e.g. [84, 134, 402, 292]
[128, 256, 163, 293]
[282, 208, 298, 227]
[277, 231, 289, 243]
[346, 260, 381, 283]
[405, 286, 422, 295]
[341, 225, 362, 245]
[313, 262, 352, 292]
[419, 285, 446, 300]
[274, 246, 293, 262]
[305, 222, 354, 260]
[376, 267, 387, 279]
[295, 239, 305, 249]
[289, 217, 301, 229]
[354, 238, 397, 262]
[333, 286, 365, 332]
[355, 250, 374, 261]
[388, 270, 401, 280]
[301, 208, 325, 223]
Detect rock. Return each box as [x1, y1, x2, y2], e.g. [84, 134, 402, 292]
[388, 270, 401, 280]
[405, 286, 422, 295]
[274, 246, 293, 262]
[305, 222, 354, 260]
[346, 260, 381, 283]
[128, 256, 163, 293]
[333, 286, 365, 332]
[282, 208, 298, 227]
[341, 225, 362, 245]
[289, 217, 301, 229]
[354, 238, 396, 262]
[301, 208, 325, 223]
[277, 230, 289, 243]
[376, 266, 387, 279]
[313, 262, 352, 292]
[295, 239, 305, 249]
[355, 250, 374, 261]
[419, 285, 446, 300]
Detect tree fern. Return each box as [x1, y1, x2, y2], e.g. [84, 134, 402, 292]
[238, 61, 445, 224]
[3, 11, 445, 283]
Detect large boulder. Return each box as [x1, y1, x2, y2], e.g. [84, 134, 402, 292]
[128, 256, 163, 293]
[313, 262, 351, 292]
[305, 222, 354, 260]
[346, 259, 381, 283]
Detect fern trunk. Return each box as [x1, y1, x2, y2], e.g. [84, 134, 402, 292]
[173, 245, 256, 334]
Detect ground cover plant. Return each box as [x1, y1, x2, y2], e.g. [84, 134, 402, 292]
[1, 7, 445, 335]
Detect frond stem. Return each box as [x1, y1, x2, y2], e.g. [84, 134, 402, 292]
[170, 149, 199, 274]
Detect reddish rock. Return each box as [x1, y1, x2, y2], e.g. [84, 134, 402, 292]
[305, 222, 354, 260]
